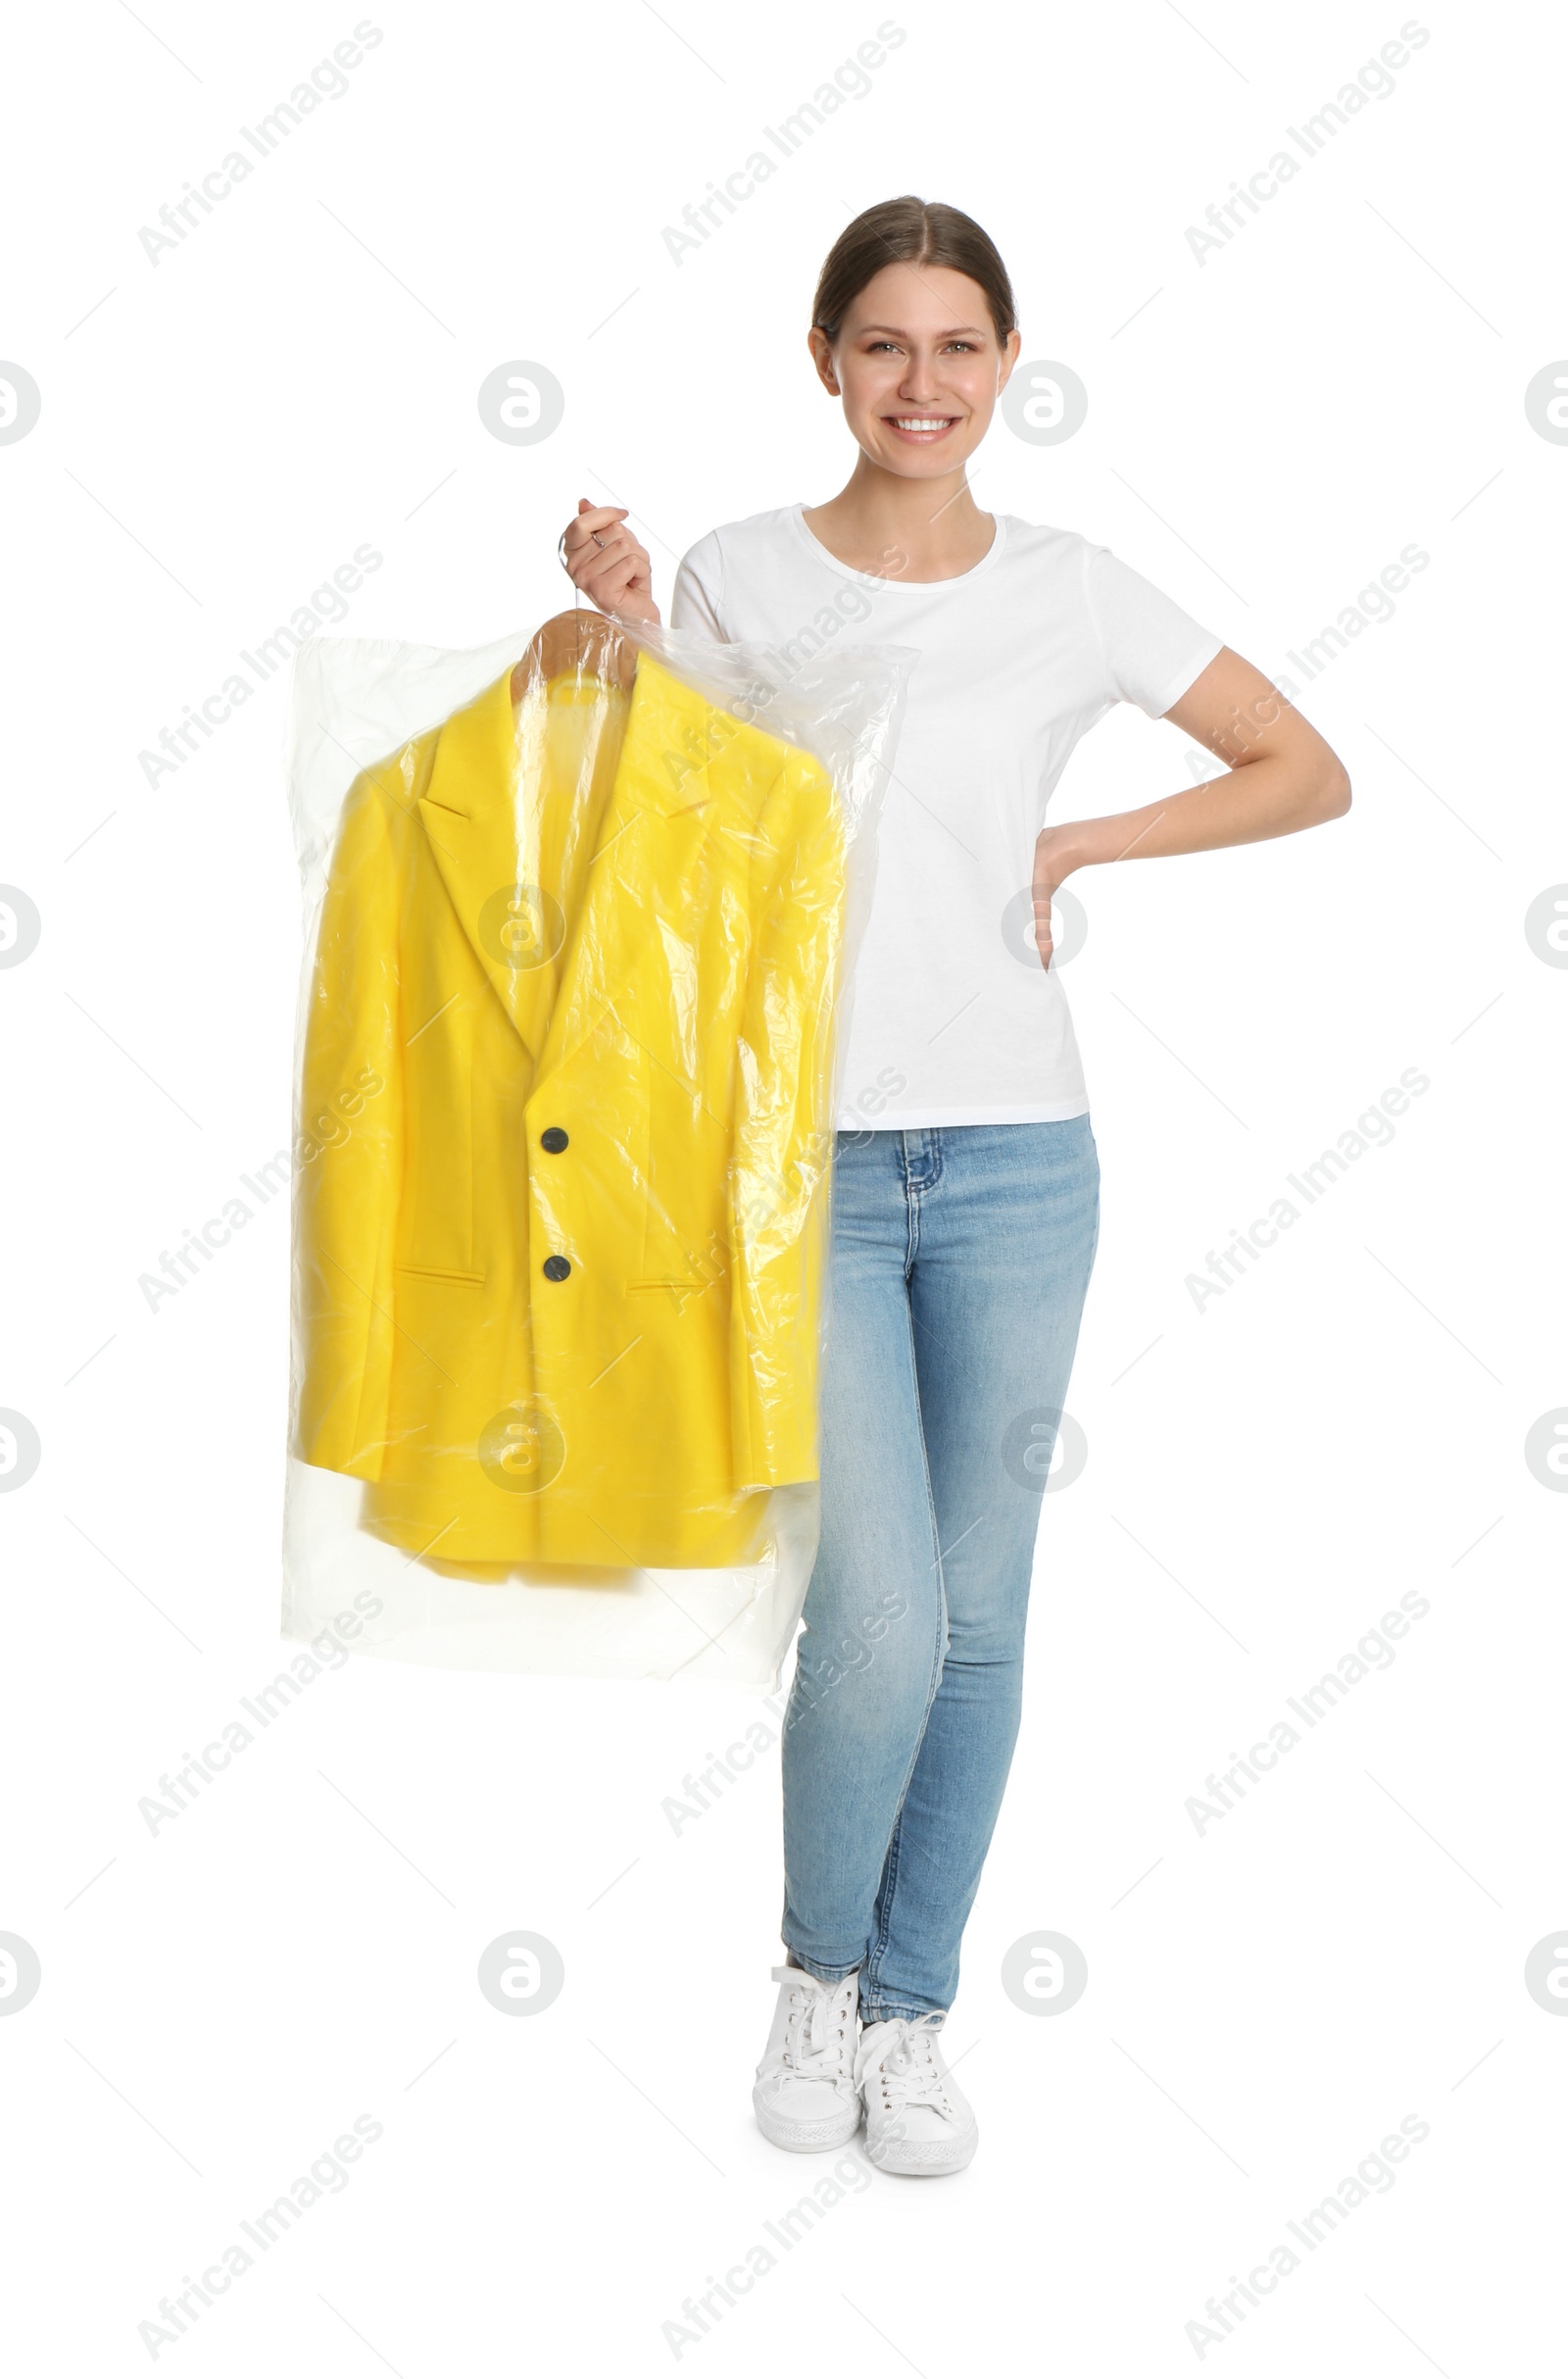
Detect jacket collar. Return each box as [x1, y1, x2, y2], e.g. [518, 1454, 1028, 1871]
[417, 658, 644, 1068]
[415, 648, 762, 1080]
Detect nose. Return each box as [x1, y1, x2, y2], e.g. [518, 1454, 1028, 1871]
[897, 356, 943, 402]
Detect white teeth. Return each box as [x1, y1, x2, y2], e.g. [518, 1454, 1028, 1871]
[891, 418, 954, 430]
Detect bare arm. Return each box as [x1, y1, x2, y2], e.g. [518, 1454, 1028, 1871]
[1030, 646, 1350, 966]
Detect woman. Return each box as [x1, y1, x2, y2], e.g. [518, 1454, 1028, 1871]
[560, 195, 1349, 2179]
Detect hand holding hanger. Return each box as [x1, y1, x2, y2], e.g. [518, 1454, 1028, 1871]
[557, 496, 661, 626]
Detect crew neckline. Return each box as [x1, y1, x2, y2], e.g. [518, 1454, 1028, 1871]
[789, 501, 1007, 592]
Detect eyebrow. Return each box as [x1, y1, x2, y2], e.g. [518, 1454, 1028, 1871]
[854, 322, 990, 337]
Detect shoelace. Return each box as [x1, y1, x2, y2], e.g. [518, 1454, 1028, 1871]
[768, 1965, 856, 2081]
[856, 2014, 952, 2110]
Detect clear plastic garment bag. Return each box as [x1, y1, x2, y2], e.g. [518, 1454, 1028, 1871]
[281, 607, 912, 1688]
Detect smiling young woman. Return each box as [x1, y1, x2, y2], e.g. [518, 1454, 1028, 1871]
[560, 194, 1349, 2179]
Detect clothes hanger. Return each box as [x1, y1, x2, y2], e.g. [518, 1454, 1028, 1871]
[511, 539, 640, 701]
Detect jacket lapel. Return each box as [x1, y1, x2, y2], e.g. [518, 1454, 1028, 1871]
[530, 656, 738, 1103]
[416, 662, 609, 1060]
[414, 649, 753, 1093]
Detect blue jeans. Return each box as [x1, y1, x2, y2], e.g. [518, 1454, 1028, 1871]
[781, 1118, 1100, 2023]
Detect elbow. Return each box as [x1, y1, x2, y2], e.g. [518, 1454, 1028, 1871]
[1316, 763, 1351, 823]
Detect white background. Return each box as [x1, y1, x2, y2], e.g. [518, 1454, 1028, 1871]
[2, 1, 1564, 2370]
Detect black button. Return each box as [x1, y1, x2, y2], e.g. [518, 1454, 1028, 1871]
[540, 1126, 569, 1153]
[542, 1254, 571, 1281]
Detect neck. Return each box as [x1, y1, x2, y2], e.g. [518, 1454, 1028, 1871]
[804, 458, 993, 582]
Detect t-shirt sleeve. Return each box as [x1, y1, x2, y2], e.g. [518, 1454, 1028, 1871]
[1082, 544, 1224, 719]
[668, 529, 729, 643]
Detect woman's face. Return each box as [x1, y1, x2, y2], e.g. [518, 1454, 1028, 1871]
[809, 262, 1020, 478]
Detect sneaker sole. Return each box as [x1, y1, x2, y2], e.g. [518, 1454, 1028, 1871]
[753, 2089, 862, 2155]
[864, 2123, 978, 2176]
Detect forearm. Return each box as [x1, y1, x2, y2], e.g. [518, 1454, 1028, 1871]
[1047, 750, 1350, 876]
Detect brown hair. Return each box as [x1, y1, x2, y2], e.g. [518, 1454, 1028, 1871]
[811, 196, 1017, 346]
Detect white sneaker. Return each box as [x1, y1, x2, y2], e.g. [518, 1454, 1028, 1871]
[753, 1965, 862, 2153]
[856, 2015, 978, 2175]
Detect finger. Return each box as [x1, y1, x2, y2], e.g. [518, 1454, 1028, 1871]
[583, 551, 650, 607]
[565, 504, 629, 547]
[581, 570, 648, 622]
[571, 524, 644, 584]
[568, 545, 638, 599]
[563, 522, 639, 578]
[562, 537, 623, 582]
[560, 527, 622, 575]
[572, 528, 650, 589]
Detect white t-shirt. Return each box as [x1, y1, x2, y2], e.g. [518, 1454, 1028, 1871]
[668, 503, 1223, 1130]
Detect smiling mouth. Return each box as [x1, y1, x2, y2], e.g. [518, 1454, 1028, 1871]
[885, 416, 959, 436]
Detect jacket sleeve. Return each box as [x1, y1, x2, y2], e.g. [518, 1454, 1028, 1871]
[290, 769, 406, 1479]
[725, 747, 848, 1488]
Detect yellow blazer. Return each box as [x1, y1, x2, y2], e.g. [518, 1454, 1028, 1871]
[291, 622, 846, 1570]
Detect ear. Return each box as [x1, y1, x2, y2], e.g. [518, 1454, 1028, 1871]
[807, 325, 841, 396]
